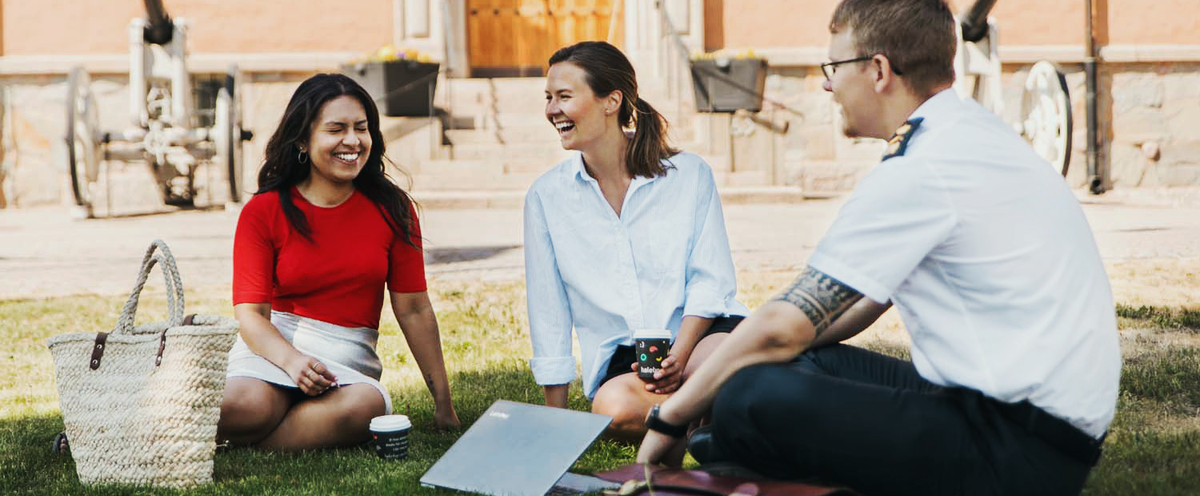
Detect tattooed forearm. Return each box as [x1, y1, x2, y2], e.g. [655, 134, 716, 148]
[773, 266, 863, 338]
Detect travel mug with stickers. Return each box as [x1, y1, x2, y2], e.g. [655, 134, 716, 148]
[633, 329, 672, 380]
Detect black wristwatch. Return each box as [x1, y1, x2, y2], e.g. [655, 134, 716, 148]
[645, 404, 688, 438]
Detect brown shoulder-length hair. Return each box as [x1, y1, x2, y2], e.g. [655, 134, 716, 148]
[830, 0, 956, 99]
[548, 41, 679, 178]
[255, 73, 417, 246]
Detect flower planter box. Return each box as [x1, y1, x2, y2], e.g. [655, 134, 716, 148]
[342, 60, 439, 117]
[689, 58, 768, 113]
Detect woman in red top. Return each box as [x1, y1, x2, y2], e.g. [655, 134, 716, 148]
[217, 74, 460, 450]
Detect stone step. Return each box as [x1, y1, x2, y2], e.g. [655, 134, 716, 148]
[439, 77, 696, 125]
[408, 160, 769, 196]
[409, 185, 807, 209]
[443, 118, 699, 150]
[410, 170, 543, 192]
[704, 155, 732, 173]
[417, 158, 559, 175]
[443, 77, 689, 108]
[449, 142, 574, 162]
[418, 151, 732, 174]
[411, 190, 527, 209]
[441, 78, 548, 115]
[445, 127, 561, 145]
[442, 101, 695, 126]
[796, 159, 877, 193]
[714, 170, 771, 187]
[443, 77, 548, 94]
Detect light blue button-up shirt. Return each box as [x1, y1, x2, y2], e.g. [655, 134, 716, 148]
[523, 151, 748, 399]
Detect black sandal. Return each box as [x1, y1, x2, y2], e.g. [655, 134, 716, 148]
[52, 431, 69, 456]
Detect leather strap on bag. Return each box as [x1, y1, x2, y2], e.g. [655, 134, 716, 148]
[155, 313, 197, 366]
[90, 332, 109, 370]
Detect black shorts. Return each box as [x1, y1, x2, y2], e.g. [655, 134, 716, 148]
[596, 315, 745, 390]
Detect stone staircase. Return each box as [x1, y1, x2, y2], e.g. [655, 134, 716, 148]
[381, 76, 800, 208]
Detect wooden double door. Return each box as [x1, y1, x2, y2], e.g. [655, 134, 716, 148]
[467, 0, 624, 77]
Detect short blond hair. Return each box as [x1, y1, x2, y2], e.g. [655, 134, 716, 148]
[830, 0, 957, 98]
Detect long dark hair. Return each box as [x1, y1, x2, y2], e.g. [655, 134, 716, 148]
[548, 41, 679, 178]
[255, 73, 416, 245]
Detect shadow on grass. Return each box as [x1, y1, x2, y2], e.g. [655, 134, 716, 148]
[0, 367, 632, 495]
[425, 245, 522, 265]
[8, 351, 1198, 495]
[390, 365, 636, 475]
[1086, 418, 1200, 495]
[1117, 303, 1200, 331]
[1121, 347, 1200, 412]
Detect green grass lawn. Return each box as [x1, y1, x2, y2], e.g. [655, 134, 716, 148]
[2, 277, 1198, 495]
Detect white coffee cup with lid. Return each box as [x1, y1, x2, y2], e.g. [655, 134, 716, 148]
[369, 414, 412, 461]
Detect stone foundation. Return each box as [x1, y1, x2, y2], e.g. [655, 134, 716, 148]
[3, 60, 1200, 207]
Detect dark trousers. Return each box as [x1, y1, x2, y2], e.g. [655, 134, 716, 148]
[706, 345, 1094, 496]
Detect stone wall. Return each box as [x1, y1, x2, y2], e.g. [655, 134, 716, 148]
[3, 60, 1200, 207]
[688, 59, 1200, 195]
[1103, 62, 1200, 188]
[0, 73, 307, 208]
[0, 74, 129, 207]
[0, 71, 446, 208]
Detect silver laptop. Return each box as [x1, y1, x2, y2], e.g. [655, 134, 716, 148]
[420, 400, 623, 496]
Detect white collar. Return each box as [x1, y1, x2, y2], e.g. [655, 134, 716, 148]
[908, 88, 963, 124]
[571, 152, 659, 189]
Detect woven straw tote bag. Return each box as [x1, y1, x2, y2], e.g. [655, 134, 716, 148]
[46, 240, 239, 488]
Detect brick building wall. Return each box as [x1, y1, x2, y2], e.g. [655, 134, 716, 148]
[697, 0, 1200, 192]
[1, 0, 1198, 208]
[0, 0, 394, 56]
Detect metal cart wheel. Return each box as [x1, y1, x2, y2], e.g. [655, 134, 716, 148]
[65, 66, 103, 211]
[1018, 60, 1073, 177]
[213, 66, 250, 204]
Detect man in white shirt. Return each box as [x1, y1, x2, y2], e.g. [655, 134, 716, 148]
[636, 0, 1121, 494]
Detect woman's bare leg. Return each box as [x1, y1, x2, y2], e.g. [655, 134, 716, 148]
[256, 383, 387, 451]
[592, 374, 662, 442]
[683, 333, 729, 380]
[217, 377, 293, 446]
[591, 374, 687, 465]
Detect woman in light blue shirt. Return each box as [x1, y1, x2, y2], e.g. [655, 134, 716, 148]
[526, 41, 748, 445]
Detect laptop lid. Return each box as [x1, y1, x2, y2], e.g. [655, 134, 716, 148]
[420, 400, 613, 496]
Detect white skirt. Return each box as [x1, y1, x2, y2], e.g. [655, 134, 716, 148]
[226, 311, 392, 413]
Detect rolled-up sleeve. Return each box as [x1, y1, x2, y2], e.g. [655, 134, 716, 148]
[682, 166, 740, 318]
[524, 189, 577, 385]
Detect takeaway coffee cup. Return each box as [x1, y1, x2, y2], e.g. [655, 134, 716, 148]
[634, 329, 672, 380]
[369, 414, 411, 461]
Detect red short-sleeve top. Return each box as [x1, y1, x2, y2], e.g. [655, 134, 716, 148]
[232, 188, 427, 329]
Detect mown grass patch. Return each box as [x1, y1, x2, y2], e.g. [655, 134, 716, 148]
[2, 286, 1199, 495]
[1118, 304, 1200, 332]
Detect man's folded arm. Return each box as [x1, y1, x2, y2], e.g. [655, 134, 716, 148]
[654, 266, 865, 426]
[813, 297, 891, 348]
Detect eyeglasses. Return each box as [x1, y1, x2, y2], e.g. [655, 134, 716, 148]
[820, 55, 905, 80]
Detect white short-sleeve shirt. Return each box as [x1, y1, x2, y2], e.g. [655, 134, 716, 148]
[523, 151, 749, 399]
[808, 89, 1120, 438]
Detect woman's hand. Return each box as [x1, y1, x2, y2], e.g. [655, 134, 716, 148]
[434, 402, 462, 431]
[285, 354, 338, 396]
[632, 351, 690, 395]
[392, 291, 462, 430]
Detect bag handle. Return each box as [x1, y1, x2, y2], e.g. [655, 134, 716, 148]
[114, 240, 185, 334]
[90, 250, 183, 370]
